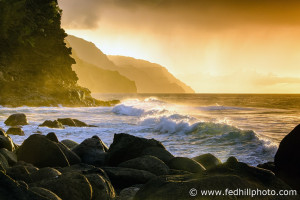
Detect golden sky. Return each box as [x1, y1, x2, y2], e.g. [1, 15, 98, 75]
[58, 0, 300, 93]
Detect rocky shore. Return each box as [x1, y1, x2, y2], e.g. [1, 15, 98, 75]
[0, 113, 299, 200]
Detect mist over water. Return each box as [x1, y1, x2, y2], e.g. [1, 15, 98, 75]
[1, 93, 300, 166]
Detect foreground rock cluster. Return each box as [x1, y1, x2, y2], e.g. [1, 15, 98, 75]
[0, 114, 300, 199]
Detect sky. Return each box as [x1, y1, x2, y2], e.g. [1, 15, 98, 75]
[58, 0, 300, 93]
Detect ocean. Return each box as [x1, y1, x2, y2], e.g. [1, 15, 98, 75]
[1, 93, 300, 166]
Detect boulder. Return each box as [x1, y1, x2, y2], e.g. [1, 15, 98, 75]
[46, 132, 59, 143]
[0, 128, 6, 136]
[17, 134, 70, 168]
[0, 148, 17, 166]
[192, 153, 222, 170]
[140, 147, 174, 164]
[4, 113, 28, 126]
[107, 133, 166, 166]
[57, 118, 97, 127]
[61, 139, 79, 149]
[85, 174, 116, 200]
[119, 187, 140, 200]
[6, 165, 32, 183]
[118, 155, 169, 176]
[30, 167, 62, 183]
[57, 143, 81, 165]
[135, 160, 297, 200]
[167, 157, 205, 173]
[257, 162, 276, 174]
[31, 172, 93, 200]
[30, 187, 62, 200]
[275, 124, 300, 191]
[0, 153, 9, 170]
[6, 127, 25, 136]
[0, 171, 49, 200]
[0, 135, 15, 151]
[39, 120, 65, 129]
[72, 136, 108, 166]
[102, 167, 156, 190]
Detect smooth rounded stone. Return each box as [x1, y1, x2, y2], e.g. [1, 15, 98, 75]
[72, 136, 108, 166]
[119, 187, 140, 200]
[17, 180, 29, 189]
[257, 162, 276, 173]
[275, 124, 300, 191]
[6, 127, 25, 136]
[0, 135, 15, 151]
[226, 156, 238, 164]
[85, 174, 116, 200]
[6, 165, 32, 183]
[107, 133, 166, 166]
[15, 161, 39, 173]
[57, 118, 77, 127]
[30, 187, 62, 200]
[4, 113, 28, 126]
[0, 153, 9, 170]
[118, 155, 169, 176]
[32, 172, 93, 200]
[101, 167, 157, 190]
[61, 139, 79, 149]
[0, 171, 49, 200]
[193, 153, 222, 170]
[57, 143, 81, 165]
[135, 161, 297, 200]
[30, 167, 62, 183]
[140, 147, 174, 164]
[39, 120, 65, 129]
[17, 134, 70, 168]
[46, 132, 59, 143]
[0, 128, 7, 136]
[0, 148, 17, 166]
[167, 157, 205, 173]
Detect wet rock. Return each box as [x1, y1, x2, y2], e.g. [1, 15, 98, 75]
[107, 133, 166, 166]
[140, 147, 174, 164]
[57, 143, 81, 165]
[6, 165, 32, 183]
[85, 174, 116, 200]
[193, 153, 222, 170]
[167, 157, 205, 173]
[46, 132, 59, 143]
[39, 120, 65, 129]
[0, 135, 15, 151]
[17, 134, 70, 168]
[0, 153, 9, 170]
[275, 124, 300, 191]
[61, 139, 79, 149]
[31, 172, 93, 200]
[0, 148, 17, 166]
[57, 118, 97, 127]
[257, 162, 276, 174]
[0, 128, 7, 136]
[72, 136, 108, 166]
[6, 127, 25, 136]
[102, 167, 156, 190]
[30, 167, 62, 183]
[119, 155, 169, 176]
[4, 113, 28, 126]
[30, 187, 62, 200]
[119, 187, 140, 200]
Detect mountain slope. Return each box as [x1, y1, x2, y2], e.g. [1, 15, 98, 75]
[67, 35, 195, 93]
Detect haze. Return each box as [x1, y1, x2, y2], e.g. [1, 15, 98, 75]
[58, 0, 300, 93]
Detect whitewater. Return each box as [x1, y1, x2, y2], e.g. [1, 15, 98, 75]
[1, 94, 300, 166]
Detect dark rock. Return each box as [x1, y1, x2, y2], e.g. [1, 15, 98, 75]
[193, 153, 222, 170]
[0, 170, 49, 200]
[257, 162, 276, 174]
[167, 157, 205, 173]
[4, 113, 28, 126]
[72, 136, 108, 166]
[61, 139, 79, 149]
[6, 165, 32, 183]
[0, 135, 15, 151]
[119, 187, 140, 200]
[46, 132, 59, 143]
[275, 124, 300, 191]
[102, 167, 156, 190]
[39, 120, 65, 129]
[0, 153, 9, 170]
[32, 172, 93, 200]
[0, 128, 7, 136]
[0, 148, 17, 166]
[140, 147, 174, 164]
[85, 174, 116, 200]
[107, 133, 166, 166]
[226, 156, 238, 164]
[119, 155, 169, 176]
[30, 167, 62, 183]
[135, 161, 297, 200]
[17, 134, 70, 168]
[6, 127, 25, 136]
[57, 118, 97, 127]
[73, 119, 90, 127]
[30, 187, 62, 200]
[57, 143, 81, 165]
[15, 161, 39, 174]
[17, 180, 29, 189]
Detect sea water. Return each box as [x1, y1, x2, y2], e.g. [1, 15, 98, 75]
[1, 93, 300, 166]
